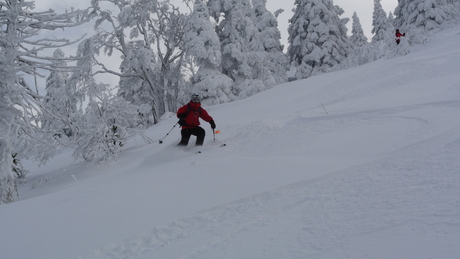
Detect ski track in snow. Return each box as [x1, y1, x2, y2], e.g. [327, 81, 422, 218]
[78, 126, 460, 258]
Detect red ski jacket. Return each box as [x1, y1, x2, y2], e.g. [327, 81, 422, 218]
[177, 102, 213, 129]
[395, 31, 405, 38]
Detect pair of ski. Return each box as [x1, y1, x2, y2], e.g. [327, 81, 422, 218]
[194, 143, 226, 154]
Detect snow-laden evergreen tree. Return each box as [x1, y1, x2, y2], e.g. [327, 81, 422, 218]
[208, 0, 275, 98]
[41, 49, 76, 138]
[184, 0, 235, 105]
[90, 0, 186, 124]
[388, 11, 395, 28]
[252, 0, 288, 85]
[394, 0, 460, 44]
[350, 12, 369, 48]
[207, 0, 252, 94]
[371, 0, 393, 44]
[369, 0, 406, 57]
[287, 0, 351, 79]
[340, 11, 376, 68]
[0, 0, 89, 204]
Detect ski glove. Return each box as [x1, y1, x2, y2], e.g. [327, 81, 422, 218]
[177, 113, 187, 119]
[210, 120, 216, 129]
[178, 119, 186, 127]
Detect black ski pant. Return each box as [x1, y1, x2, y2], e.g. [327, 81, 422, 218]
[178, 127, 205, 146]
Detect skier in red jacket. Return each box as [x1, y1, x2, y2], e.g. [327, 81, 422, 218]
[177, 94, 216, 146]
[395, 29, 405, 45]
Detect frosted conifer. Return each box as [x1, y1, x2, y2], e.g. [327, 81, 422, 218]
[394, 0, 460, 32]
[252, 0, 288, 85]
[184, 0, 235, 105]
[287, 0, 350, 79]
[372, 0, 393, 43]
[350, 12, 369, 49]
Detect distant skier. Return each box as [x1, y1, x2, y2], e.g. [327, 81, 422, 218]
[177, 94, 216, 146]
[395, 29, 405, 45]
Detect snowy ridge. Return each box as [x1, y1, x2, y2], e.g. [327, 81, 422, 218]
[2, 26, 460, 259]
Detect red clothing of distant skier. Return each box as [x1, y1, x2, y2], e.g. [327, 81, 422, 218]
[395, 29, 405, 44]
[177, 102, 213, 129]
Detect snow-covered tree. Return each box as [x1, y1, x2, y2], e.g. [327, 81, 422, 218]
[369, 0, 406, 58]
[350, 12, 369, 49]
[388, 11, 395, 27]
[117, 43, 161, 126]
[91, 0, 187, 124]
[184, 0, 235, 105]
[252, 0, 288, 85]
[0, 0, 89, 204]
[208, 0, 276, 98]
[65, 39, 141, 163]
[41, 49, 76, 138]
[72, 86, 139, 163]
[371, 0, 393, 43]
[340, 11, 376, 68]
[287, 0, 351, 79]
[208, 0, 253, 90]
[394, 0, 460, 33]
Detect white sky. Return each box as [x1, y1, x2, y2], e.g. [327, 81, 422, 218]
[39, 0, 398, 45]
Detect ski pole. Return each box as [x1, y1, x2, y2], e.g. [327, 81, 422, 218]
[213, 129, 221, 142]
[159, 122, 178, 144]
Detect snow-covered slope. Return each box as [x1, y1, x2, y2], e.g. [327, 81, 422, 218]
[1, 26, 460, 259]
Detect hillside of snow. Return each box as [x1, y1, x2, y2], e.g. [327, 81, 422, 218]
[1, 26, 460, 259]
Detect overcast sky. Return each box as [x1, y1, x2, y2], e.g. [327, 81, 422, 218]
[39, 0, 398, 45]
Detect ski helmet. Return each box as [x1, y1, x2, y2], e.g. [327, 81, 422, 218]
[191, 93, 201, 103]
